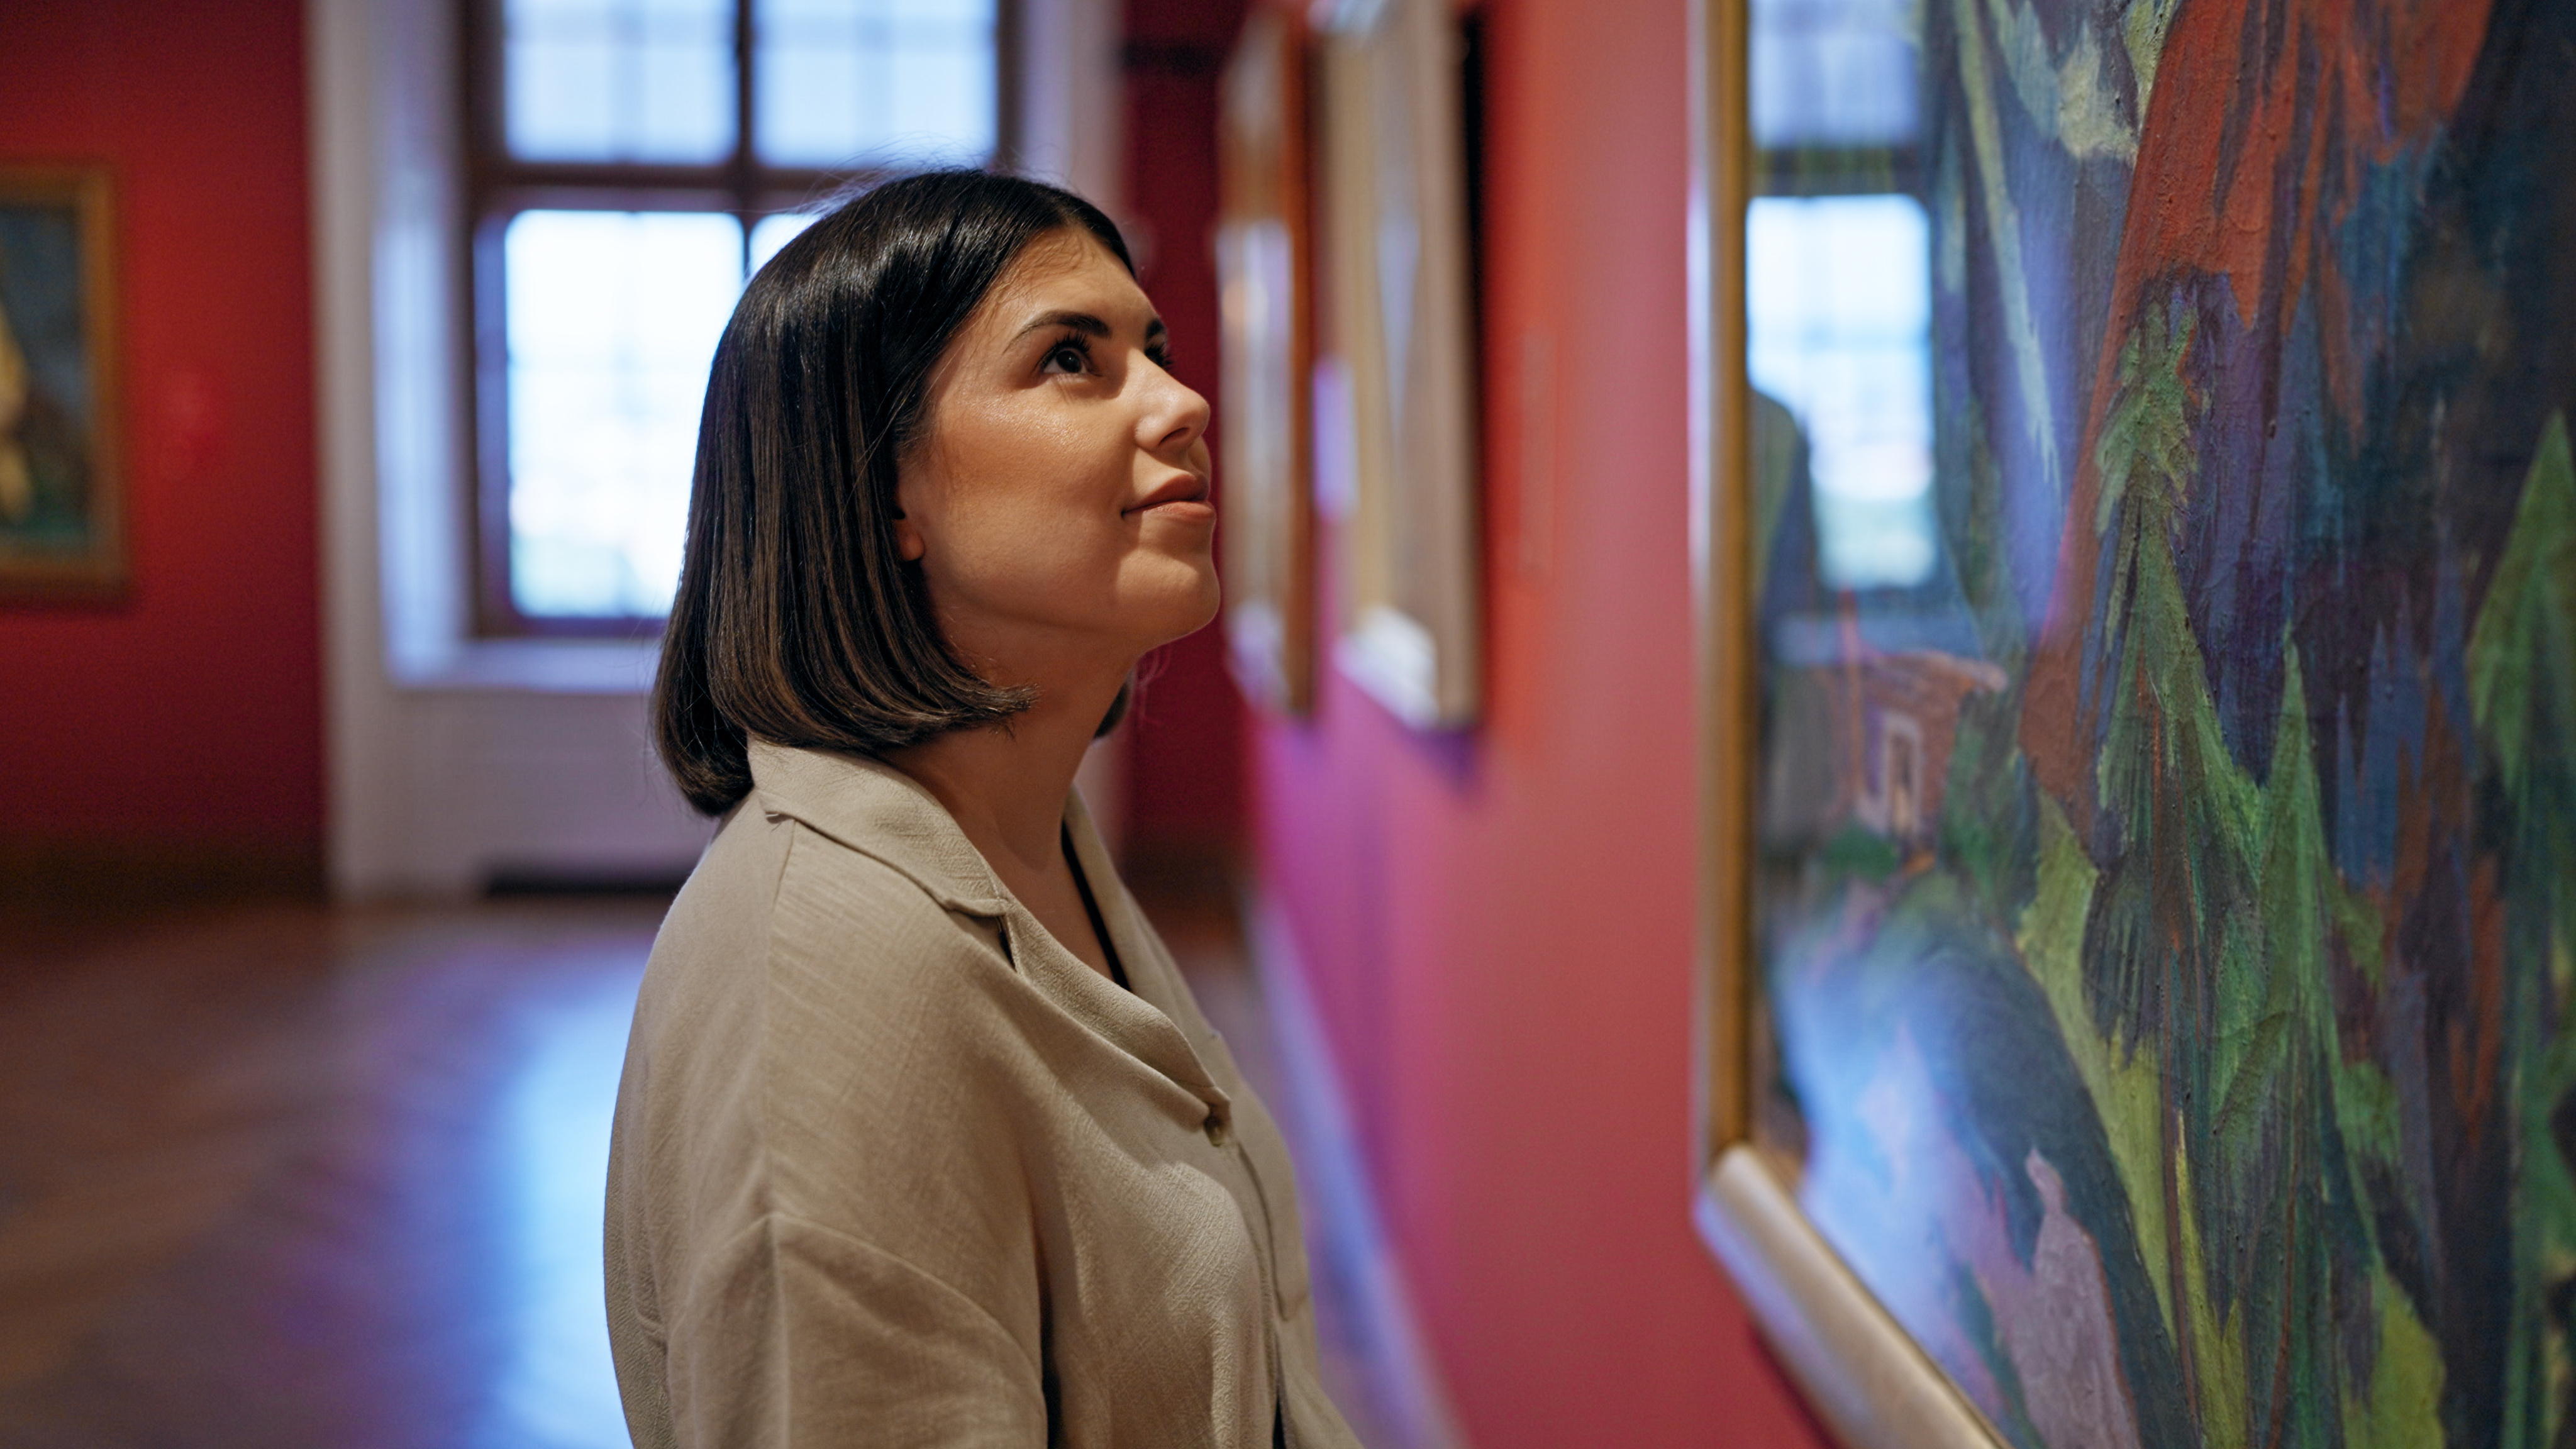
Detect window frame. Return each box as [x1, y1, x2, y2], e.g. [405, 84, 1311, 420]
[458, 0, 1021, 638]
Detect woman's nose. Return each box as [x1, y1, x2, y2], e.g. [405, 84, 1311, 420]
[1145, 366, 1212, 457]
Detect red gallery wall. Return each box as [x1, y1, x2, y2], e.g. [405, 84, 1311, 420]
[1120, 0, 1250, 854]
[0, 0, 321, 870]
[1246, 0, 1835, 1441]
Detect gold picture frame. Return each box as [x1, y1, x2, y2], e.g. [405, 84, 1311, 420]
[1313, 0, 1478, 730]
[0, 165, 124, 601]
[1217, 5, 1318, 717]
[1686, 0, 1999, 1442]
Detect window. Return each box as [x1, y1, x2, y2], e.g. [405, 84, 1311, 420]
[1745, 0, 1937, 592]
[464, 0, 1010, 634]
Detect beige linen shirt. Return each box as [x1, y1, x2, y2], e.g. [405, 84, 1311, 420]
[605, 740, 1361, 1449]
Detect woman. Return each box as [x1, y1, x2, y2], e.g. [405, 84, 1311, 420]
[606, 171, 1362, 1449]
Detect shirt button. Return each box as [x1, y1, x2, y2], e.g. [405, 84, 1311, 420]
[1204, 1114, 1230, 1146]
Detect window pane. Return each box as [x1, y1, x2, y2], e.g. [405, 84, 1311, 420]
[506, 0, 736, 163]
[1750, 0, 1917, 150]
[1745, 194, 1936, 589]
[754, 0, 997, 168]
[748, 211, 819, 274]
[504, 211, 743, 619]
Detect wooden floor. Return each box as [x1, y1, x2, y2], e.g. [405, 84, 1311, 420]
[0, 882, 1413, 1448]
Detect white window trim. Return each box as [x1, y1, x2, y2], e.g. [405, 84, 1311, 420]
[311, 0, 1127, 894]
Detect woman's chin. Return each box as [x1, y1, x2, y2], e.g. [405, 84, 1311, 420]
[1166, 582, 1224, 645]
[1124, 565, 1221, 649]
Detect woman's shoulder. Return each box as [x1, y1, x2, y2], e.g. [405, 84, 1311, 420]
[609, 797, 1044, 1330]
[647, 785, 1014, 1026]
[624, 790, 1034, 1179]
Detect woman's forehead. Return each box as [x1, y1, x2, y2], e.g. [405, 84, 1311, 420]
[984, 231, 1153, 330]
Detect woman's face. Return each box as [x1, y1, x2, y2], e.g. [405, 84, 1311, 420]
[894, 228, 1218, 678]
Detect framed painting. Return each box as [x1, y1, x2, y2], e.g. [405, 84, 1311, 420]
[1217, 4, 1318, 717]
[0, 166, 122, 600]
[1313, 0, 1478, 730]
[1692, 2, 2576, 1448]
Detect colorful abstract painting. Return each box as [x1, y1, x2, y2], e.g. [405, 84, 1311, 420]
[1746, 1, 2576, 1445]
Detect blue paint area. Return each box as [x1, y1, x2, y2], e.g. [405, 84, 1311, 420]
[0, 203, 89, 425]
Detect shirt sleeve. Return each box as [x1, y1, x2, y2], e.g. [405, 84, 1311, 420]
[662, 1211, 1051, 1448]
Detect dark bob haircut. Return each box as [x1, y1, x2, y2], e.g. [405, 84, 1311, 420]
[653, 170, 1135, 817]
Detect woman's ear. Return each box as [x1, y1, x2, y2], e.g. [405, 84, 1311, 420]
[892, 510, 927, 562]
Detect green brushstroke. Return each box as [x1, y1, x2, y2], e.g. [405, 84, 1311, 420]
[2467, 415, 2570, 952]
[2121, 0, 2185, 116]
[2020, 793, 2173, 1333]
[2345, 1267, 2447, 1449]
[2093, 304, 2200, 536]
[2177, 1145, 2253, 1449]
[2468, 413, 2576, 1449]
[1940, 686, 2034, 925]
[2069, 297, 2423, 1448]
[2468, 411, 2576, 811]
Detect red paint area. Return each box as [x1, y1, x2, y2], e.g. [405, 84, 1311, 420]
[2122, 0, 2487, 339]
[0, 0, 320, 852]
[2021, 0, 2492, 814]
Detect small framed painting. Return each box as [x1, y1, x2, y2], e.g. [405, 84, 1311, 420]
[0, 166, 122, 600]
[1313, 0, 1479, 730]
[1217, 5, 1318, 716]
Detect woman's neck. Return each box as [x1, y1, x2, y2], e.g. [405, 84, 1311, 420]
[882, 664, 1126, 885]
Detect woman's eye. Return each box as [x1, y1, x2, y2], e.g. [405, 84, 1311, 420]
[1042, 343, 1089, 375]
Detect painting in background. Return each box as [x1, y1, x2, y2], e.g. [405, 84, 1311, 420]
[1728, 0, 2576, 1445]
[1313, 0, 1479, 730]
[0, 167, 121, 599]
[1217, 5, 1317, 716]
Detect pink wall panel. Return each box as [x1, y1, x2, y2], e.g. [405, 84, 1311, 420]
[1123, 0, 1252, 852]
[1248, 0, 1835, 1439]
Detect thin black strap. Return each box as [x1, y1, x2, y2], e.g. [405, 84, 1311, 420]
[1062, 824, 1130, 991]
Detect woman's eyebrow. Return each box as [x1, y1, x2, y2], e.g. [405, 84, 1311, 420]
[1011, 309, 1170, 346]
[1014, 309, 1111, 342]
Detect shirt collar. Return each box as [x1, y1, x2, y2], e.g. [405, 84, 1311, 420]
[745, 739, 1231, 1114]
[746, 739, 1013, 915]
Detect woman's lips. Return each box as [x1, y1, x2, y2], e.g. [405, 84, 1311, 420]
[1135, 497, 1217, 525]
[1128, 476, 1214, 521]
